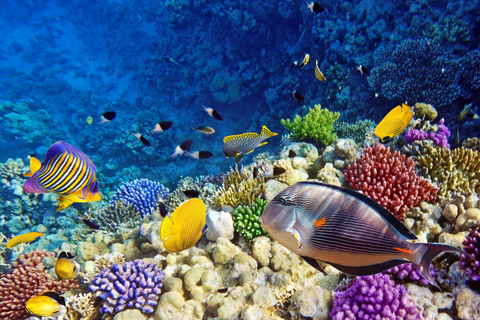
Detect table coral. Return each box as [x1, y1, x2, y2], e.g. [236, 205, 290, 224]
[459, 226, 480, 281]
[232, 198, 269, 245]
[281, 104, 340, 146]
[0, 250, 79, 320]
[344, 143, 438, 221]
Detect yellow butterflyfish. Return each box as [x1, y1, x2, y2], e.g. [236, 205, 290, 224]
[374, 103, 413, 142]
[315, 60, 326, 81]
[25, 291, 67, 318]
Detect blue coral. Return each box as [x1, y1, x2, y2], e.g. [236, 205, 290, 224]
[110, 179, 169, 218]
[89, 260, 166, 317]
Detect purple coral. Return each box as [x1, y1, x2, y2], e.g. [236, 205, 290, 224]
[330, 274, 424, 320]
[110, 179, 169, 218]
[384, 263, 435, 286]
[89, 260, 165, 317]
[460, 226, 480, 281]
[405, 118, 451, 149]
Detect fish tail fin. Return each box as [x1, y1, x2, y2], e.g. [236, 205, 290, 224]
[260, 126, 278, 139]
[24, 157, 42, 177]
[235, 153, 244, 163]
[414, 243, 464, 289]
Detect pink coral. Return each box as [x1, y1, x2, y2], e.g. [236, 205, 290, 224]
[344, 143, 438, 221]
[0, 250, 79, 320]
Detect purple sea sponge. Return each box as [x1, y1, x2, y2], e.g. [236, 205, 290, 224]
[460, 226, 480, 281]
[384, 263, 435, 286]
[110, 178, 169, 218]
[330, 274, 424, 320]
[89, 260, 166, 318]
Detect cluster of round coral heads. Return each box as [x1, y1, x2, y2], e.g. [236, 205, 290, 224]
[460, 226, 480, 281]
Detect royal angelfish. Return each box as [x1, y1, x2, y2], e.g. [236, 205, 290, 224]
[260, 181, 464, 289]
[223, 125, 277, 163]
[374, 103, 413, 142]
[160, 198, 206, 253]
[25, 291, 67, 318]
[55, 251, 80, 280]
[23, 141, 102, 211]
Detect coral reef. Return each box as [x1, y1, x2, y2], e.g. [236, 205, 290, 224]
[334, 119, 376, 145]
[461, 137, 480, 151]
[88, 200, 142, 233]
[405, 118, 451, 149]
[232, 198, 269, 245]
[281, 104, 340, 146]
[64, 292, 99, 320]
[414, 102, 438, 121]
[164, 175, 221, 211]
[459, 226, 480, 281]
[344, 143, 438, 221]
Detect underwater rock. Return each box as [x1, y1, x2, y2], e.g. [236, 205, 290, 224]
[456, 287, 480, 319]
[455, 208, 480, 232]
[212, 237, 238, 264]
[202, 269, 222, 292]
[159, 291, 185, 309]
[206, 209, 234, 241]
[184, 264, 204, 291]
[265, 179, 288, 202]
[252, 286, 277, 308]
[113, 309, 147, 320]
[76, 241, 99, 263]
[317, 163, 344, 186]
[252, 236, 271, 267]
[292, 286, 331, 319]
[241, 305, 272, 320]
[442, 203, 459, 221]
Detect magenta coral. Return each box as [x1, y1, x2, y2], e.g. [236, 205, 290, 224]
[0, 250, 79, 320]
[405, 118, 451, 149]
[384, 263, 435, 286]
[344, 143, 438, 221]
[460, 226, 480, 281]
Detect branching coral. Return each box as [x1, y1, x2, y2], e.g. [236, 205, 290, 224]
[281, 104, 340, 146]
[64, 292, 99, 320]
[334, 119, 376, 145]
[344, 143, 438, 221]
[0, 158, 25, 180]
[164, 175, 221, 212]
[233, 198, 269, 244]
[87, 200, 142, 233]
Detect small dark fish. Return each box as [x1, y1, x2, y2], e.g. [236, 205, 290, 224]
[338, 86, 343, 94]
[99, 111, 116, 124]
[132, 133, 152, 146]
[81, 218, 100, 230]
[307, 2, 324, 13]
[183, 189, 200, 198]
[455, 128, 460, 148]
[263, 167, 286, 178]
[158, 201, 168, 218]
[170, 139, 193, 158]
[356, 65, 369, 75]
[253, 166, 259, 179]
[288, 150, 297, 158]
[192, 126, 215, 135]
[203, 106, 224, 121]
[293, 91, 305, 103]
[426, 41, 431, 51]
[187, 151, 213, 159]
[151, 121, 173, 134]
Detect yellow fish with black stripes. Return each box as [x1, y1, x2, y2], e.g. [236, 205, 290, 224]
[55, 251, 80, 280]
[223, 125, 277, 163]
[25, 291, 67, 318]
[23, 141, 101, 211]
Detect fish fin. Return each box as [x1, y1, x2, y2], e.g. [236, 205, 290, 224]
[235, 154, 244, 163]
[302, 256, 328, 276]
[257, 142, 268, 148]
[260, 125, 278, 139]
[40, 291, 65, 305]
[57, 196, 74, 212]
[245, 149, 256, 154]
[24, 157, 42, 177]
[328, 259, 407, 276]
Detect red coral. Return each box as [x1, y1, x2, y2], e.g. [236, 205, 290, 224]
[0, 250, 79, 320]
[344, 143, 438, 221]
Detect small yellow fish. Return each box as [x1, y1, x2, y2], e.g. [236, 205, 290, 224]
[315, 60, 326, 81]
[86, 116, 93, 125]
[297, 53, 310, 68]
[55, 251, 80, 280]
[25, 291, 67, 318]
[223, 125, 277, 163]
[6, 232, 45, 249]
[374, 103, 413, 142]
[160, 198, 206, 253]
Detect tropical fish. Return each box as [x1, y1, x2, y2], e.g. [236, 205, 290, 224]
[223, 125, 278, 163]
[151, 121, 173, 133]
[315, 60, 326, 81]
[259, 181, 464, 289]
[458, 103, 478, 121]
[132, 133, 152, 146]
[169, 139, 192, 159]
[86, 116, 93, 125]
[183, 189, 200, 198]
[160, 198, 207, 252]
[192, 126, 215, 135]
[262, 166, 286, 178]
[293, 91, 305, 103]
[374, 103, 413, 142]
[55, 251, 80, 280]
[99, 111, 116, 124]
[23, 141, 102, 211]
[288, 150, 297, 158]
[307, 2, 324, 13]
[294, 54, 310, 68]
[158, 200, 168, 218]
[79, 217, 100, 230]
[6, 232, 44, 249]
[25, 291, 67, 318]
[356, 65, 369, 75]
[186, 151, 213, 159]
[203, 106, 224, 121]
[163, 56, 182, 67]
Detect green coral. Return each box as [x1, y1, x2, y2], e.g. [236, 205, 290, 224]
[334, 119, 376, 144]
[281, 104, 340, 146]
[232, 198, 269, 244]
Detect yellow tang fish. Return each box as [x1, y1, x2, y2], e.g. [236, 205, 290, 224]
[25, 291, 67, 318]
[374, 103, 413, 142]
[315, 60, 326, 81]
[160, 198, 206, 253]
[55, 251, 80, 280]
[6, 232, 44, 249]
[223, 125, 277, 163]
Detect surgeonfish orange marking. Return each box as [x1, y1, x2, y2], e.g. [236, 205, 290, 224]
[223, 125, 277, 163]
[392, 247, 413, 254]
[6, 232, 45, 249]
[374, 103, 413, 142]
[313, 216, 327, 228]
[25, 291, 67, 318]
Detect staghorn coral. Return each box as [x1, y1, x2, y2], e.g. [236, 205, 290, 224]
[232, 198, 269, 245]
[89, 200, 143, 233]
[344, 143, 438, 221]
[0, 250, 79, 319]
[281, 104, 340, 146]
[459, 226, 480, 281]
[213, 166, 265, 208]
[64, 292, 99, 320]
[164, 175, 221, 212]
[416, 145, 480, 198]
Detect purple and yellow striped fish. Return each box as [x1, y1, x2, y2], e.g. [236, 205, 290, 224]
[260, 181, 464, 289]
[23, 141, 101, 211]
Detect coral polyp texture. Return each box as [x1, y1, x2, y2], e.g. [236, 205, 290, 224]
[384, 263, 435, 287]
[89, 259, 166, 318]
[344, 143, 438, 221]
[232, 197, 269, 244]
[459, 226, 480, 281]
[330, 273, 423, 320]
[281, 104, 340, 146]
[110, 179, 169, 218]
[405, 118, 451, 149]
[0, 250, 79, 320]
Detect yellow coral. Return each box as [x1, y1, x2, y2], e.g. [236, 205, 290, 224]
[64, 292, 99, 320]
[462, 137, 480, 151]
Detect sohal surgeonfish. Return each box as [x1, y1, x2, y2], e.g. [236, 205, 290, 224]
[223, 125, 277, 163]
[23, 141, 102, 211]
[260, 181, 464, 289]
[25, 291, 67, 318]
[160, 198, 206, 253]
[55, 251, 80, 280]
[6, 232, 44, 249]
[374, 103, 413, 142]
